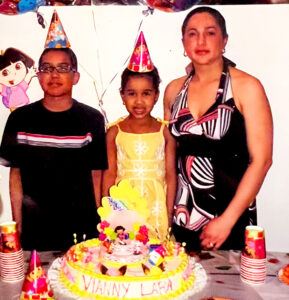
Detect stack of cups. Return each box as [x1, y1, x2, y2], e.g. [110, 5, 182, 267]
[0, 221, 25, 282]
[240, 225, 266, 285]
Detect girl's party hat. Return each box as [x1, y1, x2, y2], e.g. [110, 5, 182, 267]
[44, 10, 70, 49]
[127, 31, 154, 73]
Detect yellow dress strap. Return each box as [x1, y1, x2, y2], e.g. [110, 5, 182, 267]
[156, 118, 169, 130]
[106, 116, 127, 130]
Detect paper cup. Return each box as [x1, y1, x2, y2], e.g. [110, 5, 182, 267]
[240, 226, 267, 285]
[0, 221, 21, 253]
[242, 225, 266, 259]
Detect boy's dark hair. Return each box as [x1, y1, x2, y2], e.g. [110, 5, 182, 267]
[120, 67, 161, 94]
[38, 48, 78, 71]
[0, 48, 34, 70]
[182, 6, 228, 38]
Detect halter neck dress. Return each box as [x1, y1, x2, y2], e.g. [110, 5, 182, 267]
[169, 61, 256, 250]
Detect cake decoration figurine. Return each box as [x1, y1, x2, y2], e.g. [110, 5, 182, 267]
[148, 244, 166, 266]
[114, 225, 128, 245]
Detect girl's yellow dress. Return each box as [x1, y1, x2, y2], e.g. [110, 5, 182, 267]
[114, 118, 168, 240]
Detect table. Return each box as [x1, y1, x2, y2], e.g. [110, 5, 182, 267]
[1, 250, 289, 300]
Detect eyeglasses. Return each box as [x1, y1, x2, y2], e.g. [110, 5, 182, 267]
[38, 64, 76, 74]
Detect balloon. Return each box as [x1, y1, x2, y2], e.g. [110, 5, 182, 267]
[0, 0, 45, 15]
[146, 0, 201, 12]
[0, 0, 18, 15]
[17, 0, 46, 14]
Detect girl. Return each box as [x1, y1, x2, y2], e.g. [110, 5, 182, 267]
[102, 67, 176, 240]
[0, 47, 35, 111]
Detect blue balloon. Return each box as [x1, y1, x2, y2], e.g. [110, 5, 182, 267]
[17, 0, 46, 14]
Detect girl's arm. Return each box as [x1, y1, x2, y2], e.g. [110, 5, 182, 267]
[200, 71, 273, 249]
[163, 125, 177, 227]
[92, 170, 103, 208]
[102, 125, 118, 198]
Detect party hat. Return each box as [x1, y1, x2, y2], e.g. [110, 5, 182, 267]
[127, 31, 154, 73]
[21, 250, 54, 299]
[44, 10, 70, 49]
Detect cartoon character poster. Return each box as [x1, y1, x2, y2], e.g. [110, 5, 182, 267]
[0, 47, 36, 111]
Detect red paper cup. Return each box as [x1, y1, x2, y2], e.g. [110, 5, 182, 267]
[242, 225, 266, 259]
[0, 221, 21, 253]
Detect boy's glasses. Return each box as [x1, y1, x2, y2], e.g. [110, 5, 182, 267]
[38, 64, 76, 74]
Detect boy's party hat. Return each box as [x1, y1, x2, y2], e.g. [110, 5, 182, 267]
[127, 31, 154, 73]
[44, 10, 70, 49]
[21, 250, 54, 299]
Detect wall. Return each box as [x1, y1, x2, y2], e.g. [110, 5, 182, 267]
[0, 4, 288, 251]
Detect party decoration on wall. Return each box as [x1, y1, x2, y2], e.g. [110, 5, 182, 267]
[0, 0, 46, 16]
[0, 48, 36, 111]
[127, 31, 154, 72]
[21, 250, 54, 299]
[0, 0, 18, 15]
[18, 0, 46, 14]
[146, 0, 201, 12]
[44, 10, 71, 48]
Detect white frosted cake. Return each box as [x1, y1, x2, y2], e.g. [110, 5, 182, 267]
[48, 180, 207, 299]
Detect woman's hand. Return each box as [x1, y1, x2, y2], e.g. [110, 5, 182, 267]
[199, 216, 233, 250]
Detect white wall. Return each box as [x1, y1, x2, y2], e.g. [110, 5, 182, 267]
[0, 4, 288, 251]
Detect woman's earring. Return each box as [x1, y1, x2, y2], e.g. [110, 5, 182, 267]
[183, 50, 187, 57]
[222, 48, 226, 54]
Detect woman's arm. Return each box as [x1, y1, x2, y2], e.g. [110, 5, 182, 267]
[200, 71, 273, 249]
[101, 126, 118, 198]
[9, 167, 23, 234]
[163, 125, 177, 227]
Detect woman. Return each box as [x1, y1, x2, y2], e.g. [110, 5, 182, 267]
[164, 7, 273, 251]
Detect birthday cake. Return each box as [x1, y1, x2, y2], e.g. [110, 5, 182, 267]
[48, 180, 207, 299]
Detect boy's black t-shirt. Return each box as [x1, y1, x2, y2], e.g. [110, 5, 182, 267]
[0, 100, 108, 250]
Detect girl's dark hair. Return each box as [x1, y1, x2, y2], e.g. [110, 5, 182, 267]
[0, 48, 34, 70]
[115, 225, 125, 232]
[182, 6, 228, 38]
[120, 67, 161, 94]
[38, 48, 78, 71]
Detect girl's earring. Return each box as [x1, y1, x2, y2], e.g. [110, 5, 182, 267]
[183, 50, 187, 57]
[222, 48, 226, 54]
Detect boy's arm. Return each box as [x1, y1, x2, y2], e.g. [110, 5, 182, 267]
[9, 167, 23, 234]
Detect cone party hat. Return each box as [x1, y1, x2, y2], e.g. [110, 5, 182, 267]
[127, 31, 154, 73]
[44, 10, 70, 49]
[21, 250, 54, 299]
